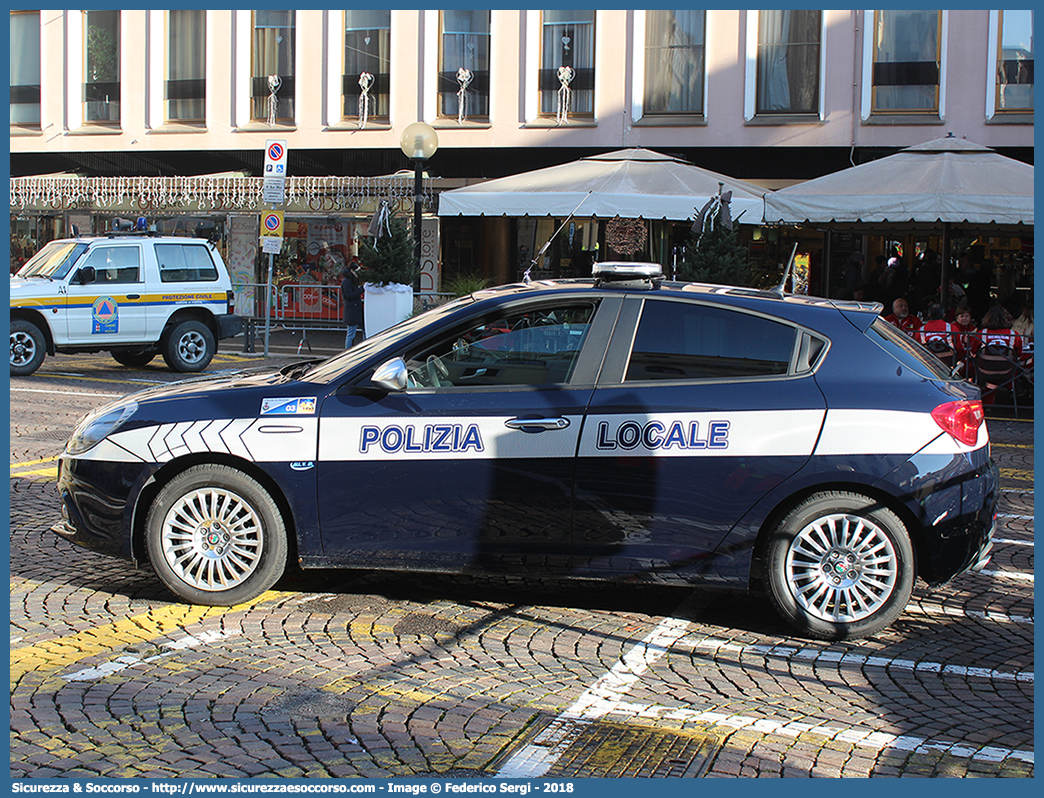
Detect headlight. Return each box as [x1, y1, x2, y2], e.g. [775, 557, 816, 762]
[66, 400, 138, 455]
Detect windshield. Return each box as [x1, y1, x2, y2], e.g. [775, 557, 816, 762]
[868, 317, 952, 380]
[300, 294, 477, 384]
[17, 241, 88, 279]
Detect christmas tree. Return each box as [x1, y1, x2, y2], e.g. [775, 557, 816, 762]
[358, 214, 419, 287]
[675, 189, 753, 287]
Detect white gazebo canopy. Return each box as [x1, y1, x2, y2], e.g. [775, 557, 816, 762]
[439, 147, 767, 223]
[763, 135, 1033, 231]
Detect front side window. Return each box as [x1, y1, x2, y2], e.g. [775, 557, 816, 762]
[757, 9, 821, 114]
[83, 10, 120, 123]
[252, 10, 295, 122]
[406, 303, 597, 389]
[343, 9, 390, 122]
[626, 301, 796, 381]
[167, 10, 206, 122]
[540, 10, 595, 119]
[156, 244, 219, 283]
[439, 10, 491, 122]
[80, 245, 142, 284]
[872, 9, 941, 114]
[10, 11, 41, 126]
[996, 10, 1034, 112]
[644, 10, 705, 115]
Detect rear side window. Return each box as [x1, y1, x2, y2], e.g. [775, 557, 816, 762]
[155, 244, 219, 283]
[869, 317, 952, 380]
[626, 300, 797, 381]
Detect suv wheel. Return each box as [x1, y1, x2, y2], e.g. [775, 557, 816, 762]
[11, 319, 46, 376]
[765, 491, 915, 640]
[162, 319, 215, 372]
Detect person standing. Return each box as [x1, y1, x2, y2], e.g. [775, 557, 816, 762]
[340, 264, 364, 348]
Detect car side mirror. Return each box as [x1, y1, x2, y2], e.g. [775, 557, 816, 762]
[371, 357, 408, 392]
[77, 266, 96, 285]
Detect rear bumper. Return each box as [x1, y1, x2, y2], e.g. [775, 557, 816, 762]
[216, 313, 243, 340]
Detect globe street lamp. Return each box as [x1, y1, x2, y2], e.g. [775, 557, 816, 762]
[399, 122, 439, 291]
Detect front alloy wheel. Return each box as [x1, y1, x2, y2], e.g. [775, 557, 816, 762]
[146, 465, 287, 605]
[766, 492, 914, 640]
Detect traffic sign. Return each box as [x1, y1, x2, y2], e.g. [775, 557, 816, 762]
[263, 177, 286, 205]
[261, 210, 284, 238]
[264, 139, 288, 177]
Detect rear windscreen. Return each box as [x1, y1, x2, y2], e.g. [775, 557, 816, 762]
[868, 317, 953, 380]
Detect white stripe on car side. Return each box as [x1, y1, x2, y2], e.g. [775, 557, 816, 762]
[71, 408, 986, 465]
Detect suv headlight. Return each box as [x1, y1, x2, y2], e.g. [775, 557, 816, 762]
[66, 400, 138, 455]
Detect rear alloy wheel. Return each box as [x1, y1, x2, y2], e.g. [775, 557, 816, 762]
[162, 319, 215, 372]
[11, 319, 46, 376]
[146, 465, 287, 605]
[112, 349, 156, 368]
[766, 491, 914, 640]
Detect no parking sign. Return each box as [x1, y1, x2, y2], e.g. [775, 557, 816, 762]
[263, 140, 288, 176]
[262, 211, 284, 238]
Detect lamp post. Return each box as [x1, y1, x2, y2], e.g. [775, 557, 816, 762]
[399, 122, 439, 291]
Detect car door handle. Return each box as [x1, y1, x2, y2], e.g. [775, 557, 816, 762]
[126, 294, 141, 300]
[504, 417, 570, 431]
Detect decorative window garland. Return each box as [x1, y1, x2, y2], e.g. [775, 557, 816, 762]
[9, 174, 433, 213]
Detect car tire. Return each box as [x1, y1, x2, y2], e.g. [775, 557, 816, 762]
[145, 465, 288, 606]
[765, 491, 915, 640]
[112, 349, 156, 368]
[11, 319, 46, 376]
[162, 319, 215, 372]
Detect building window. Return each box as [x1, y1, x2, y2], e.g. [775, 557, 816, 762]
[167, 10, 205, 123]
[343, 10, 390, 121]
[83, 10, 120, 123]
[10, 11, 41, 127]
[756, 10, 820, 114]
[871, 9, 941, 113]
[251, 10, 295, 123]
[540, 10, 595, 118]
[996, 10, 1033, 112]
[643, 10, 705, 115]
[439, 10, 490, 121]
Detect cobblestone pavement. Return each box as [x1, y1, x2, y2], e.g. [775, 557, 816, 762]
[9, 352, 1034, 779]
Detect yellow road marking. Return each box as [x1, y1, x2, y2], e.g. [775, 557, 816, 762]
[1000, 467, 1034, 482]
[11, 455, 60, 468]
[10, 591, 290, 687]
[10, 466, 58, 480]
[993, 443, 1033, 450]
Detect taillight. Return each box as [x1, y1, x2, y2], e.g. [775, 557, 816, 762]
[227, 289, 235, 314]
[931, 400, 985, 446]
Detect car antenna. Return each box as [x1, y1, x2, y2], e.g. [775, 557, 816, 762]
[772, 242, 800, 296]
[523, 191, 593, 284]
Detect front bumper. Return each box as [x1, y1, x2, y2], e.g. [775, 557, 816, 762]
[53, 454, 155, 563]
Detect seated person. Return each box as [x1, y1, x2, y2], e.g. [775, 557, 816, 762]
[883, 297, 922, 338]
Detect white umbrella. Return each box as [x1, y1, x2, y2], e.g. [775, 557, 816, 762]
[763, 135, 1033, 231]
[438, 147, 767, 222]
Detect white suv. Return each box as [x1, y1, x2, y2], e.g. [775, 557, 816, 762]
[10, 233, 243, 376]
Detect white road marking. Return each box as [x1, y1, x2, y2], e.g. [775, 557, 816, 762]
[677, 637, 1033, 682]
[905, 604, 1033, 625]
[602, 703, 1034, 765]
[63, 630, 239, 681]
[978, 570, 1034, 583]
[998, 513, 1034, 521]
[495, 616, 691, 778]
[994, 537, 1032, 546]
[11, 387, 120, 398]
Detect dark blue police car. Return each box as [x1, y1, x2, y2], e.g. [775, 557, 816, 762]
[54, 263, 997, 639]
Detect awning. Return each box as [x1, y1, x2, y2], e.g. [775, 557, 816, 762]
[439, 147, 767, 222]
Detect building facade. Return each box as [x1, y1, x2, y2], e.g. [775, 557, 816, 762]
[9, 10, 1034, 302]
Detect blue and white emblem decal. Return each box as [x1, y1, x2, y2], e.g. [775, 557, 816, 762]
[260, 397, 317, 416]
[290, 461, 315, 471]
[92, 296, 119, 334]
